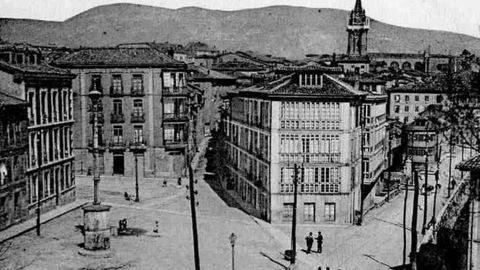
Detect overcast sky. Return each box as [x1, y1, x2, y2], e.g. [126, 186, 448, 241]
[1, 0, 480, 38]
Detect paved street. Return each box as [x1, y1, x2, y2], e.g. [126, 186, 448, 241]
[0, 142, 471, 270]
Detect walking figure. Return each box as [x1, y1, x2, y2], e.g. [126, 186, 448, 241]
[305, 232, 314, 254]
[153, 221, 159, 233]
[316, 231, 323, 253]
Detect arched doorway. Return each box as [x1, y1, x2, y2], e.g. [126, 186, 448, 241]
[402, 62, 412, 70]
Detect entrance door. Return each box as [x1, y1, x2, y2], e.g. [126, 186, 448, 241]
[113, 155, 124, 175]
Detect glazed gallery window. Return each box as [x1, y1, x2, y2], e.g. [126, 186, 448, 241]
[133, 100, 143, 114]
[325, 203, 336, 221]
[133, 126, 143, 143]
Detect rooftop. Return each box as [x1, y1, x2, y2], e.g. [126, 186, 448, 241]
[0, 91, 28, 106]
[0, 60, 72, 75]
[53, 47, 185, 68]
[212, 61, 265, 72]
[456, 155, 480, 171]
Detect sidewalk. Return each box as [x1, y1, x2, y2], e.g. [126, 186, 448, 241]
[0, 199, 88, 244]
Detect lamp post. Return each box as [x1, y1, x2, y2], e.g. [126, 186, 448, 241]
[134, 152, 140, 202]
[229, 233, 237, 270]
[80, 90, 111, 253]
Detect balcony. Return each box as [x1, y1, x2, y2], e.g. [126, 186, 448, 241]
[163, 113, 189, 122]
[130, 139, 147, 152]
[162, 86, 190, 96]
[110, 113, 125, 123]
[164, 139, 188, 150]
[88, 139, 107, 150]
[131, 88, 145, 96]
[89, 112, 105, 124]
[131, 112, 145, 123]
[109, 140, 127, 150]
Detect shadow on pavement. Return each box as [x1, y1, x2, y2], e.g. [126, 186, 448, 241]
[259, 251, 289, 270]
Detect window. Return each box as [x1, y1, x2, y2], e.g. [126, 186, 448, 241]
[113, 126, 123, 143]
[415, 106, 419, 112]
[405, 106, 409, 112]
[283, 203, 293, 221]
[425, 96, 430, 102]
[133, 126, 143, 143]
[16, 53, 24, 64]
[325, 203, 335, 221]
[405, 95, 410, 102]
[91, 75, 102, 92]
[436, 95, 443, 103]
[304, 203, 315, 222]
[28, 54, 36, 65]
[0, 52, 10, 62]
[132, 74, 143, 93]
[133, 100, 143, 114]
[394, 95, 400, 102]
[113, 100, 123, 115]
[394, 106, 400, 113]
[415, 95, 419, 101]
[111, 75, 123, 94]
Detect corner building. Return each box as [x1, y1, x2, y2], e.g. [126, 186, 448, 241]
[54, 48, 196, 178]
[224, 69, 366, 224]
[0, 43, 76, 217]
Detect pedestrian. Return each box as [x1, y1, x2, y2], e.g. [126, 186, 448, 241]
[305, 232, 314, 254]
[162, 179, 168, 187]
[315, 231, 323, 253]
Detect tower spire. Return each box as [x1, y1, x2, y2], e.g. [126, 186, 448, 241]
[354, 0, 363, 13]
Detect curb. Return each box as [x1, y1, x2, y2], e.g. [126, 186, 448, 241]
[0, 199, 89, 244]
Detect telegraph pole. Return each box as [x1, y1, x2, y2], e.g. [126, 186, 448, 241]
[448, 132, 453, 197]
[290, 164, 299, 265]
[422, 135, 429, 235]
[134, 153, 139, 202]
[411, 170, 420, 270]
[36, 131, 42, 236]
[387, 133, 392, 202]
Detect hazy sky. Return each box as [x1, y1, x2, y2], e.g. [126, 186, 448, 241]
[1, 0, 480, 38]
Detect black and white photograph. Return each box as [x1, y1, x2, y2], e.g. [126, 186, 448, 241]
[0, 0, 480, 269]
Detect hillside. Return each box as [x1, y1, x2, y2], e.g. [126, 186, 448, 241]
[1, 4, 480, 59]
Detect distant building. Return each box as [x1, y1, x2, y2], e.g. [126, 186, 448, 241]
[0, 43, 77, 217]
[387, 84, 447, 124]
[53, 47, 202, 178]
[346, 0, 370, 56]
[222, 69, 366, 224]
[0, 92, 28, 230]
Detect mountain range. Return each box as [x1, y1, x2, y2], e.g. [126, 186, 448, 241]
[1, 4, 480, 59]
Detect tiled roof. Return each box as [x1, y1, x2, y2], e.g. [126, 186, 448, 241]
[0, 91, 28, 106]
[269, 75, 367, 97]
[275, 66, 343, 73]
[191, 66, 236, 80]
[456, 155, 480, 171]
[0, 60, 72, 75]
[212, 61, 265, 71]
[53, 47, 185, 68]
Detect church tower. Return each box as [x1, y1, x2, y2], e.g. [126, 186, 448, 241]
[346, 0, 370, 56]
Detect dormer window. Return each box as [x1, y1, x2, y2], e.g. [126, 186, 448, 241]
[28, 54, 37, 65]
[16, 53, 24, 64]
[0, 53, 10, 63]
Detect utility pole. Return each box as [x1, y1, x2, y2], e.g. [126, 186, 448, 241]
[359, 107, 365, 225]
[411, 170, 420, 270]
[290, 164, 299, 265]
[387, 133, 392, 202]
[134, 153, 139, 202]
[448, 132, 453, 197]
[422, 134, 429, 235]
[36, 131, 42, 236]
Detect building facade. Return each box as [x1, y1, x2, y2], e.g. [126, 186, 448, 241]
[388, 85, 448, 124]
[53, 47, 200, 178]
[0, 43, 76, 217]
[0, 92, 28, 230]
[223, 70, 366, 224]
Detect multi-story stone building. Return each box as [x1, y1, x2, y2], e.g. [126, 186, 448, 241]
[0, 43, 76, 216]
[0, 92, 28, 230]
[53, 47, 200, 178]
[222, 68, 366, 224]
[387, 84, 448, 124]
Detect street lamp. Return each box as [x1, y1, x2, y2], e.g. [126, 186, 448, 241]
[89, 89, 102, 205]
[229, 233, 237, 270]
[80, 89, 111, 253]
